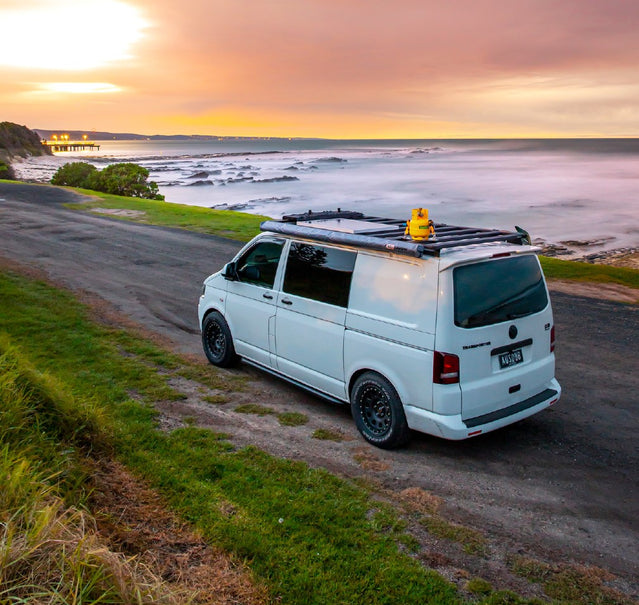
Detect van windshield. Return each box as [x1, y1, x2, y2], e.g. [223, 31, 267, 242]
[454, 256, 548, 328]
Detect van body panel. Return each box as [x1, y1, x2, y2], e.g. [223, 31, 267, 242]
[344, 329, 433, 410]
[274, 292, 348, 400]
[431, 383, 462, 416]
[225, 280, 277, 368]
[345, 311, 435, 351]
[348, 252, 438, 336]
[405, 378, 560, 440]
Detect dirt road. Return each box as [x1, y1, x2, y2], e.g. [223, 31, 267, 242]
[1, 182, 637, 594]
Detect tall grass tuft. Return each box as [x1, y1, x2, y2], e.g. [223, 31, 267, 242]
[0, 340, 186, 604]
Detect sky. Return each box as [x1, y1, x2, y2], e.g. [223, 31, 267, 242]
[1, 0, 639, 138]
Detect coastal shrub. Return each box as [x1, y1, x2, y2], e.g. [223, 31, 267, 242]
[93, 162, 163, 200]
[0, 160, 15, 179]
[51, 161, 98, 187]
[51, 161, 164, 200]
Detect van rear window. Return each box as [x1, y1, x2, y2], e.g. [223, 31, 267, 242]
[454, 256, 548, 328]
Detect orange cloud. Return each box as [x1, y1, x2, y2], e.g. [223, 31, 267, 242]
[2, 0, 639, 136]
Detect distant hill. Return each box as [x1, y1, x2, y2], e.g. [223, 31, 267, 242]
[36, 129, 148, 141]
[1, 122, 52, 159]
[35, 129, 318, 142]
[1, 122, 52, 178]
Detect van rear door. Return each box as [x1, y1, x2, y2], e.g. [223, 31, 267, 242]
[436, 254, 556, 423]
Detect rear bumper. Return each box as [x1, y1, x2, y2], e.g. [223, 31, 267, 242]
[405, 378, 561, 440]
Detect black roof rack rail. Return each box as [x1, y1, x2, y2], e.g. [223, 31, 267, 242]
[262, 209, 528, 258]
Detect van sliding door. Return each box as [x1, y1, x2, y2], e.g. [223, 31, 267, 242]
[274, 242, 356, 400]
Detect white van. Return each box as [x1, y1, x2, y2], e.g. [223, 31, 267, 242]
[198, 210, 561, 448]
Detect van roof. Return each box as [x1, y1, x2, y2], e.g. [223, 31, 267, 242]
[260, 209, 531, 259]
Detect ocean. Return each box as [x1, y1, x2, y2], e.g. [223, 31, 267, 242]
[14, 138, 639, 256]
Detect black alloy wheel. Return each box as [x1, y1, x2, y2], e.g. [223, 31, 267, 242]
[202, 312, 238, 368]
[350, 372, 410, 449]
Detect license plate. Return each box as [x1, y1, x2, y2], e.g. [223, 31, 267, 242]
[499, 349, 523, 369]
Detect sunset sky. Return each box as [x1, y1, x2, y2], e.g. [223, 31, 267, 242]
[1, 0, 638, 138]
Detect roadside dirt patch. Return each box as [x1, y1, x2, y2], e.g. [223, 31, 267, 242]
[548, 279, 639, 304]
[90, 207, 147, 219]
[89, 459, 269, 605]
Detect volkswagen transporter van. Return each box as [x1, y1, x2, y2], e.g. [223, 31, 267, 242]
[198, 210, 561, 448]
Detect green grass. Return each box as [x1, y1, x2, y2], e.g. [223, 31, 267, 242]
[0, 268, 463, 604]
[508, 555, 633, 605]
[235, 403, 276, 415]
[64, 188, 267, 242]
[540, 256, 639, 290]
[277, 412, 309, 426]
[0, 342, 178, 603]
[312, 428, 346, 441]
[421, 515, 487, 556]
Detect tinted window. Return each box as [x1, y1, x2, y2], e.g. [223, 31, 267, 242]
[236, 240, 284, 288]
[283, 243, 356, 307]
[454, 256, 548, 328]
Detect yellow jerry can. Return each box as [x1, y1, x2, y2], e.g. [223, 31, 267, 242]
[405, 208, 436, 241]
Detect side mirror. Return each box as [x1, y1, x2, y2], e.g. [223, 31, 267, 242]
[240, 265, 261, 281]
[222, 261, 237, 280]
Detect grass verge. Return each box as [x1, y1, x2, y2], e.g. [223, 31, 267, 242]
[0, 341, 183, 603]
[64, 188, 267, 242]
[539, 256, 639, 290]
[0, 268, 462, 604]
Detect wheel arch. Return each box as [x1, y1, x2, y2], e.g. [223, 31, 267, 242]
[200, 305, 225, 329]
[347, 367, 403, 403]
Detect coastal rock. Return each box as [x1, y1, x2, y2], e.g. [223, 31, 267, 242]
[535, 241, 573, 257]
[560, 237, 615, 248]
[187, 179, 213, 186]
[246, 196, 292, 205]
[226, 177, 254, 183]
[311, 157, 347, 163]
[577, 247, 639, 267]
[188, 171, 210, 179]
[211, 202, 251, 211]
[253, 176, 299, 183]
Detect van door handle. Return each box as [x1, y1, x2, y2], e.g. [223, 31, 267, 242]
[281, 298, 293, 305]
[262, 293, 273, 300]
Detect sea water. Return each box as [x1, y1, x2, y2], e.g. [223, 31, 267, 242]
[15, 138, 639, 254]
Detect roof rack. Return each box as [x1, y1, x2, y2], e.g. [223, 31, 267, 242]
[260, 209, 528, 258]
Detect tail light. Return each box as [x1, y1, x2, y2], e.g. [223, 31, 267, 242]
[550, 325, 556, 353]
[433, 351, 460, 384]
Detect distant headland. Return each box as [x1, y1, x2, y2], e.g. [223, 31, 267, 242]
[0, 122, 52, 179]
[34, 129, 322, 142]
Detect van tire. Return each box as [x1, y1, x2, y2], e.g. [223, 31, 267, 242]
[202, 312, 238, 368]
[350, 372, 410, 449]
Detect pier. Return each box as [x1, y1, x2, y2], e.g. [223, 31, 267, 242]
[43, 140, 100, 152]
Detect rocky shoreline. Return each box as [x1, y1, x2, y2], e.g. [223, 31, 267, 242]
[536, 239, 639, 270]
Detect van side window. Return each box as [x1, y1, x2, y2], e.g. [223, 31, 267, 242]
[236, 240, 284, 288]
[283, 243, 356, 307]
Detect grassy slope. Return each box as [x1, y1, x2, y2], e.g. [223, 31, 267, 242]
[67, 188, 268, 242]
[539, 256, 639, 289]
[64, 188, 639, 290]
[0, 341, 181, 603]
[1, 270, 631, 604]
[0, 270, 465, 605]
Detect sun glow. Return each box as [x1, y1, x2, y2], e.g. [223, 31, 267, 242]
[0, 0, 148, 71]
[37, 82, 122, 94]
